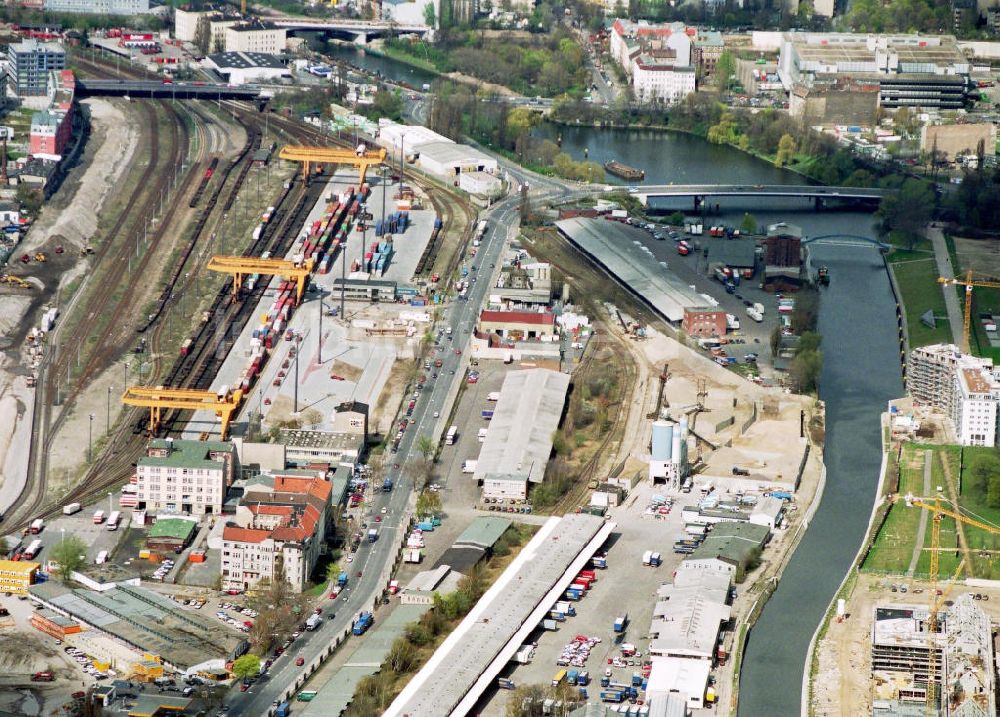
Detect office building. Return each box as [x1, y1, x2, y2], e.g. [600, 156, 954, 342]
[223, 21, 287, 54]
[6, 40, 65, 97]
[952, 366, 999, 446]
[43, 0, 150, 14]
[135, 438, 237, 516]
[0, 559, 39, 594]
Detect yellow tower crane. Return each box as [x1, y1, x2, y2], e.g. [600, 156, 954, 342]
[207, 255, 315, 305]
[936, 271, 1000, 354]
[121, 386, 244, 440]
[278, 145, 387, 184]
[903, 493, 1000, 714]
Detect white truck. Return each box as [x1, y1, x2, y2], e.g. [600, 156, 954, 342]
[746, 306, 763, 322]
[478, 428, 488, 442]
[404, 548, 422, 563]
[462, 460, 477, 474]
[726, 314, 740, 331]
[62, 503, 81, 515]
[305, 614, 322, 631]
[487, 392, 501, 402]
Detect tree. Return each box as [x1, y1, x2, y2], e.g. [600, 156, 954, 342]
[669, 211, 686, 225]
[416, 435, 436, 460]
[193, 16, 211, 55]
[739, 212, 757, 234]
[775, 133, 797, 167]
[409, 456, 437, 490]
[386, 638, 418, 673]
[416, 489, 442, 518]
[876, 178, 935, 250]
[714, 51, 736, 92]
[423, 0, 436, 27]
[49, 535, 87, 581]
[232, 654, 261, 680]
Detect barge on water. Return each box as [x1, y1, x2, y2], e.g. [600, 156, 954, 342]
[603, 160, 645, 181]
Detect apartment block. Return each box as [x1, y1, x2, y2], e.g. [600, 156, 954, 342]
[221, 474, 331, 593]
[608, 20, 700, 104]
[6, 40, 65, 97]
[135, 438, 236, 516]
[952, 366, 1000, 446]
[224, 21, 286, 54]
[43, 0, 150, 14]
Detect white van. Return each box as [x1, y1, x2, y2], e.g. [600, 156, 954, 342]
[95, 550, 109, 565]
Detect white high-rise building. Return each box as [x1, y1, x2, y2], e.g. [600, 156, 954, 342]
[952, 366, 1000, 447]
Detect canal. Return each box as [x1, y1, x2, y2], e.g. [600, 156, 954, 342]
[330, 49, 905, 715]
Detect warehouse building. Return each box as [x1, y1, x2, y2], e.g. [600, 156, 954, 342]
[556, 217, 706, 323]
[478, 309, 557, 340]
[332, 276, 397, 302]
[204, 52, 289, 85]
[415, 141, 498, 179]
[385, 514, 616, 717]
[682, 307, 727, 338]
[707, 238, 757, 278]
[676, 522, 770, 583]
[28, 582, 247, 672]
[280, 424, 365, 467]
[763, 223, 803, 292]
[433, 517, 513, 572]
[474, 368, 570, 500]
[145, 517, 198, 554]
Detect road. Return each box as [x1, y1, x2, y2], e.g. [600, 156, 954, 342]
[226, 175, 556, 716]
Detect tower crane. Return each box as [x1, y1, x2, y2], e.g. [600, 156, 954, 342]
[278, 144, 387, 184]
[207, 255, 314, 305]
[902, 493, 1000, 714]
[121, 386, 244, 440]
[936, 270, 1000, 354]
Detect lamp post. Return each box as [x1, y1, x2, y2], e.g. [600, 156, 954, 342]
[88, 414, 94, 463]
[108, 492, 113, 516]
[106, 385, 113, 436]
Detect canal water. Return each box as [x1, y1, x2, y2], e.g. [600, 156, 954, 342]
[330, 49, 905, 714]
[326, 43, 438, 90]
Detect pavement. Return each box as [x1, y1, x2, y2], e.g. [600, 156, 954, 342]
[927, 224, 964, 346]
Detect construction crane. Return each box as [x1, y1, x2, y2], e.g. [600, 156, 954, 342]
[903, 493, 1000, 714]
[936, 270, 1000, 354]
[121, 386, 244, 440]
[207, 255, 314, 305]
[278, 144, 387, 184]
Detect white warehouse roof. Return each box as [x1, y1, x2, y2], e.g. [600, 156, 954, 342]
[556, 217, 706, 323]
[473, 368, 570, 485]
[377, 120, 452, 151]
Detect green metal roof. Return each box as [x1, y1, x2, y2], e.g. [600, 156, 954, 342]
[147, 518, 197, 541]
[454, 516, 512, 549]
[140, 439, 233, 470]
[689, 522, 769, 566]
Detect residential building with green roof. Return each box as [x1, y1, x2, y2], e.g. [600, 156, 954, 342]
[136, 438, 236, 516]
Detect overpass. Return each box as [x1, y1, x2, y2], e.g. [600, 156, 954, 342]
[76, 79, 263, 101]
[628, 183, 888, 209]
[271, 17, 430, 41]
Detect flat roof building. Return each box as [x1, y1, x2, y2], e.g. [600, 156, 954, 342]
[6, 40, 65, 97]
[473, 368, 570, 492]
[28, 582, 246, 671]
[385, 514, 615, 717]
[677, 522, 769, 583]
[136, 438, 236, 516]
[280, 427, 365, 467]
[478, 309, 557, 340]
[223, 21, 286, 54]
[416, 141, 499, 178]
[204, 52, 289, 85]
[43, 0, 150, 13]
[682, 307, 727, 339]
[556, 217, 706, 323]
[0, 559, 39, 594]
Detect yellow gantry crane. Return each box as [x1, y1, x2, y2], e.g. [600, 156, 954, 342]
[121, 386, 244, 440]
[207, 255, 315, 305]
[903, 493, 1000, 714]
[278, 144, 387, 184]
[937, 270, 1000, 354]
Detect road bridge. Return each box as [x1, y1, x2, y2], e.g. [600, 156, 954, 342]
[628, 183, 888, 209]
[272, 17, 430, 41]
[803, 233, 891, 250]
[75, 79, 263, 101]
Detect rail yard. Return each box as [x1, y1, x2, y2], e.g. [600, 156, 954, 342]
[0, 24, 832, 717]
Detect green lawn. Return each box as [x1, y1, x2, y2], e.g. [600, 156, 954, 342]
[865, 444, 1000, 579]
[889, 257, 954, 348]
[862, 444, 935, 573]
[969, 285, 1000, 364]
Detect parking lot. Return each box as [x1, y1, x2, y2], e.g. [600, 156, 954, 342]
[20, 502, 129, 566]
[620, 219, 785, 367]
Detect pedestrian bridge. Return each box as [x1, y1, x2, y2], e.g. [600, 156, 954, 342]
[627, 183, 888, 208]
[803, 234, 891, 250]
[75, 79, 264, 101]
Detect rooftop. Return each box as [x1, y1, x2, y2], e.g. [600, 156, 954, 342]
[0, 559, 39, 575]
[687, 522, 769, 566]
[416, 140, 494, 165]
[650, 582, 731, 658]
[473, 368, 570, 485]
[206, 51, 285, 69]
[140, 438, 232, 471]
[708, 238, 758, 267]
[454, 517, 512, 549]
[147, 518, 198, 542]
[479, 309, 555, 326]
[556, 217, 706, 323]
[28, 583, 245, 670]
[280, 429, 363, 452]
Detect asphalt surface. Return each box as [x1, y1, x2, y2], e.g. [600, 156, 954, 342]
[225, 172, 559, 717]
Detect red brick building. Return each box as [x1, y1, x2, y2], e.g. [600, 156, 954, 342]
[682, 307, 727, 338]
[28, 70, 74, 157]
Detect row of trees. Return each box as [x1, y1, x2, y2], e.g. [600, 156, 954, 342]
[389, 28, 589, 98]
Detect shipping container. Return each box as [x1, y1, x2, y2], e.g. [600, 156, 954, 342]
[93, 510, 105, 524]
[62, 503, 81, 515]
[30, 518, 43, 534]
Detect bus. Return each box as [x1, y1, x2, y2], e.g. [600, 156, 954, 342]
[106, 511, 121, 531]
[551, 669, 567, 687]
[445, 426, 458, 445]
[23, 539, 42, 559]
[297, 690, 318, 702]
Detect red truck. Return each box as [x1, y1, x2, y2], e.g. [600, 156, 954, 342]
[31, 672, 54, 682]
